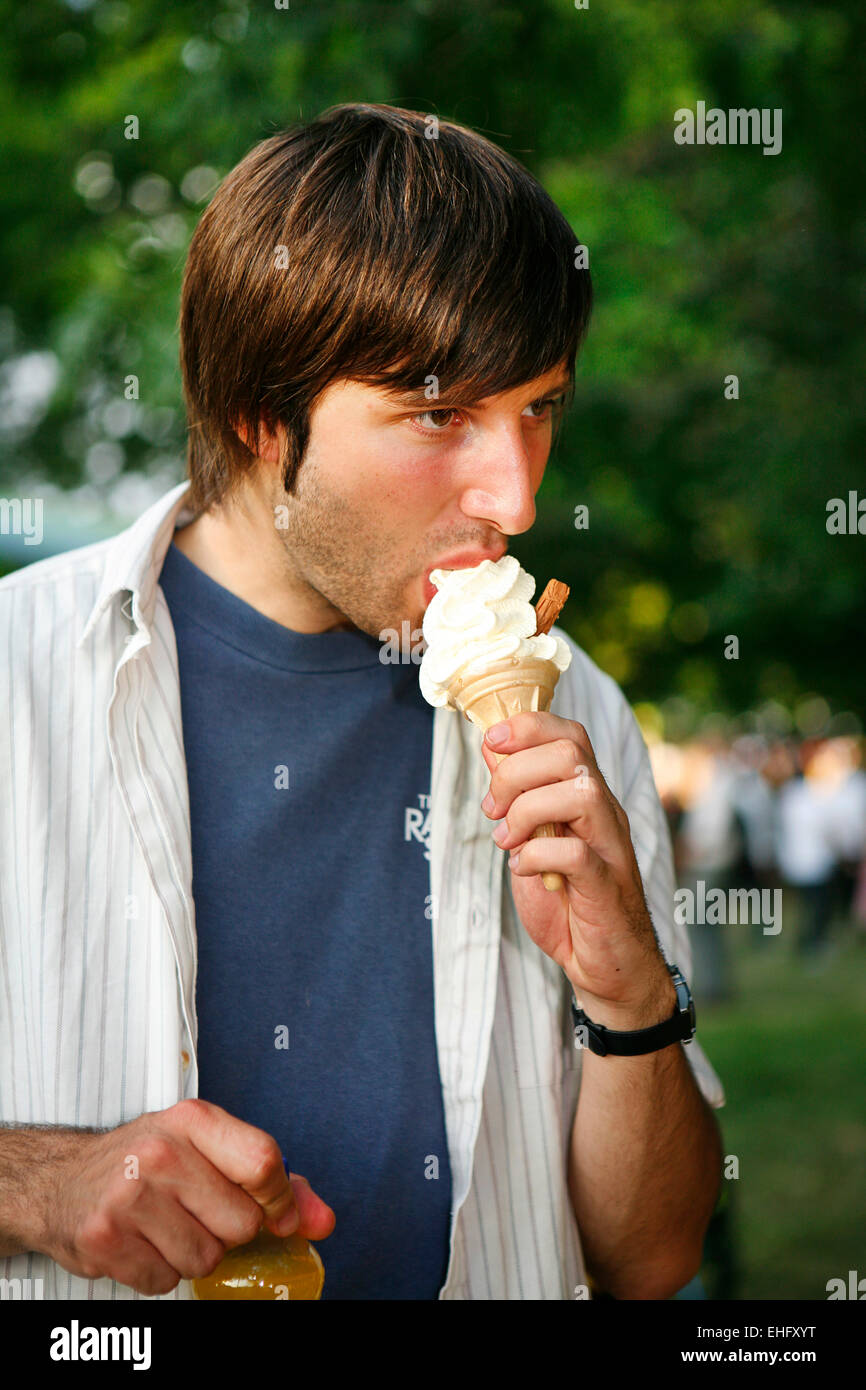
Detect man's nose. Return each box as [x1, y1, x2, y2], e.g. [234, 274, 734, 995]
[459, 425, 538, 535]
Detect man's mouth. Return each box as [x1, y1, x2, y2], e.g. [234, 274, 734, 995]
[422, 547, 507, 605]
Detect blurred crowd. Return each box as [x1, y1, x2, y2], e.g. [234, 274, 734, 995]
[649, 734, 866, 1000]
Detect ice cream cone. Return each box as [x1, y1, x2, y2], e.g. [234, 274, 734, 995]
[448, 655, 565, 891]
[419, 556, 572, 894]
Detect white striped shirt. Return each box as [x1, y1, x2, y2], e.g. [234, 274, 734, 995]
[0, 480, 724, 1300]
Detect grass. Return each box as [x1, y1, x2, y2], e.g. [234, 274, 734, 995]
[692, 905, 866, 1300]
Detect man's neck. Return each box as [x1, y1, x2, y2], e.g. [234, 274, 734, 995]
[172, 506, 355, 635]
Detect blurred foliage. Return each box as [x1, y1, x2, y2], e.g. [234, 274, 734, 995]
[0, 0, 863, 723]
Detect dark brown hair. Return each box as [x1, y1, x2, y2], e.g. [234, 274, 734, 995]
[179, 102, 592, 513]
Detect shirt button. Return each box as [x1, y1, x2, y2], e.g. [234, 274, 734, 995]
[181, 1049, 191, 1069]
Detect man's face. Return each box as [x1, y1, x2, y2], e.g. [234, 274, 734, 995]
[264, 362, 571, 639]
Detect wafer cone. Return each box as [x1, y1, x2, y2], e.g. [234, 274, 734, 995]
[448, 655, 565, 892]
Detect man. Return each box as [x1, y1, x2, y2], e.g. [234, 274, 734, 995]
[0, 103, 724, 1300]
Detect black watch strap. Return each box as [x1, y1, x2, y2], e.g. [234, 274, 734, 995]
[570, 963, 696, 1056]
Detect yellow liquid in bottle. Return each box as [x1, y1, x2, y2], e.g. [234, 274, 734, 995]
[192, 1228, 325, 1301]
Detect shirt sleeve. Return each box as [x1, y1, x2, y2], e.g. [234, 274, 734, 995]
[612, 688, 726, 1110]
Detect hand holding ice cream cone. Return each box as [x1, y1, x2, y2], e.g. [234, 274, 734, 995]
[419, 555, 675, 1026]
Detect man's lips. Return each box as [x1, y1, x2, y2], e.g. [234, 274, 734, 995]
[422, 548, 507, 605]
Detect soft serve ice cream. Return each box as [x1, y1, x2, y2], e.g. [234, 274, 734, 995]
[419, 554, 572, 709]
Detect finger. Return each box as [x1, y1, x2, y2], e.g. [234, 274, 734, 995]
[493, 775, 628, 865]
[482, 736, 599, 818]
[484, 711, 600, 764]
[167, 1100, 296, 1229]
[508, 832, 611, 903]
[273, 1173, 337, 1240]
[165, 1159, 267, 1249]
[96, 1231, 183, 1298]
[137, 1200, 227, 1281]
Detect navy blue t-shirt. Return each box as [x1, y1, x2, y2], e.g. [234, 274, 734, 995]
[158, 538, 452, 1298]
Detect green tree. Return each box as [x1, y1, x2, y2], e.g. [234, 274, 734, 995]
[1, 0, 863, 724]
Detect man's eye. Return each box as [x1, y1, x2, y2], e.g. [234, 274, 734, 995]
[524, 395, 565, 419]
[411, 393, 565, 434]
[414, 408, 459, 431]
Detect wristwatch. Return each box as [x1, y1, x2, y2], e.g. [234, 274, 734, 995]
[570, 962, 696, 1057]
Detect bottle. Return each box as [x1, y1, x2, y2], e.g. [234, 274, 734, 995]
[192, 1226, 324, 1301]
[192, 1154, 325, 1300]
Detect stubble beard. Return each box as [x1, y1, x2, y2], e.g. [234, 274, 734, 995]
[270, 465, 426, 640]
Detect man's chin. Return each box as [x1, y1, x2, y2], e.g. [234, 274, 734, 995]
[372, 599, 427, 649]
[335, 581, 426, 647]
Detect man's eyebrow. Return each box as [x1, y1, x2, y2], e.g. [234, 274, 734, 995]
[382, 376, 573, 408]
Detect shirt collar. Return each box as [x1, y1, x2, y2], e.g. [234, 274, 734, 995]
[76, 481, 197, 649]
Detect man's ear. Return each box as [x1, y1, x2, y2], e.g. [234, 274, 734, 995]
[233, 414, 282, 465]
